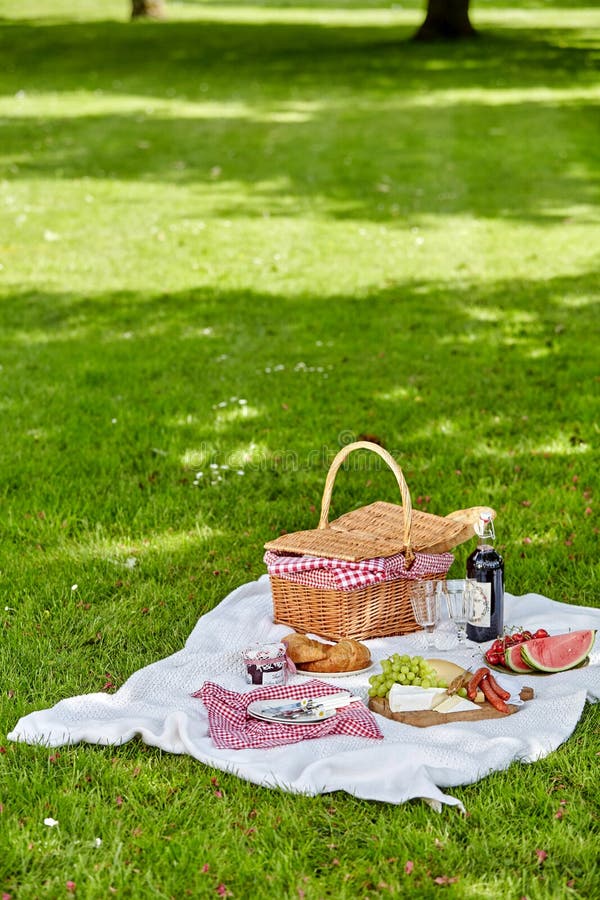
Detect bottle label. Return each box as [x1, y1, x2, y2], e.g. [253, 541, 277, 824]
[468, 581, 491, 628]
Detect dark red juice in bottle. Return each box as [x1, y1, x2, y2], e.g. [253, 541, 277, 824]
[466, 511, 504, 643]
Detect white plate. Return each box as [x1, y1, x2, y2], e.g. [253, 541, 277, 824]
[247, 699, 336, 725]
[294, 662, 375, 678]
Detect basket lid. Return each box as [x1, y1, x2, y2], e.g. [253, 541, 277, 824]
[263, 441, 494, 562]
[265, 500, 475, 561]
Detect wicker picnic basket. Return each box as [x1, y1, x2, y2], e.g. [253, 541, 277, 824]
[264, 441, 492, 641]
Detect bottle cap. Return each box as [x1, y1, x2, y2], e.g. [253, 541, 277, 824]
[475, 509, 495, 539]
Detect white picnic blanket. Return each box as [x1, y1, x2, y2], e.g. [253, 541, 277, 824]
[8, 576, 600, 811]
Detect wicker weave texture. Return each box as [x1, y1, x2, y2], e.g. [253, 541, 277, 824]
[265, 501, 469, 561]
[270, 573, 445, 641]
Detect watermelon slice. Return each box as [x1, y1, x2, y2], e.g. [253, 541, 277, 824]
[521, 629, 596, 673]
[505, 643, 535, 673]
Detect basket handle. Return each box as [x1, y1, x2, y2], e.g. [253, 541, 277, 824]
[318, 441, 414, 561]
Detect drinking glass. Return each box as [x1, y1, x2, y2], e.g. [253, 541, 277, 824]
[409, 581, 440, 649]
[441, 579, 471, 643]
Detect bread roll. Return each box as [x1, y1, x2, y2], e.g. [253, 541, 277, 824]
[300, 639, 371, 673]
[282, 632, 330, 664]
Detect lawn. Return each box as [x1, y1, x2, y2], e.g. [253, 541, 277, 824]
[0, 0, 599, 896]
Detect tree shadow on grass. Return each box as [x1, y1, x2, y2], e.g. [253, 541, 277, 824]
[2, 16, 597, 96]
[2, 101, 598, 225]
[1, 268, 596, 481]
[1, 16, 598, 224]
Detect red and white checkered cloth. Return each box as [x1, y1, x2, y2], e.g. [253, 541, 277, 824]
[264, 549, 453, 591]
[194, 680, 383, 750]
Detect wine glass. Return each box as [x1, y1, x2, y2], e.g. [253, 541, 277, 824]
[441, 579, 471, 644]
[409, 580, 440, 649]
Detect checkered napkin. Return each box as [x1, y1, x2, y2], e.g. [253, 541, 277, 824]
[264, 549, 453, 591]
[194, 680, 383, 750]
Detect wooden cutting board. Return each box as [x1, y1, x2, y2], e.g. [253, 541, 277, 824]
[369, 693, 531, 728]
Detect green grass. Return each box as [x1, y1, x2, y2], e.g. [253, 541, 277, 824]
[1, 0, 599, 896]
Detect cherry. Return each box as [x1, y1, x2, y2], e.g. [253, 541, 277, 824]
[533, 628, 549, 639]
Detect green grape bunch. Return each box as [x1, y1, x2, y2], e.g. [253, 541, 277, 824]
[368, 654, 449, 699]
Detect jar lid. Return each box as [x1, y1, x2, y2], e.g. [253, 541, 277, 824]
[243, 642, 286, 662]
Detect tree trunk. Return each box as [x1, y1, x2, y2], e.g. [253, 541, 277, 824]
[131, 0, 166, 19]
[413, 0, 477, 41]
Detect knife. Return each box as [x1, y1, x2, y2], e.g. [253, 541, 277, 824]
[271, 706, 331, 721]
[266, 693, 360, 717]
